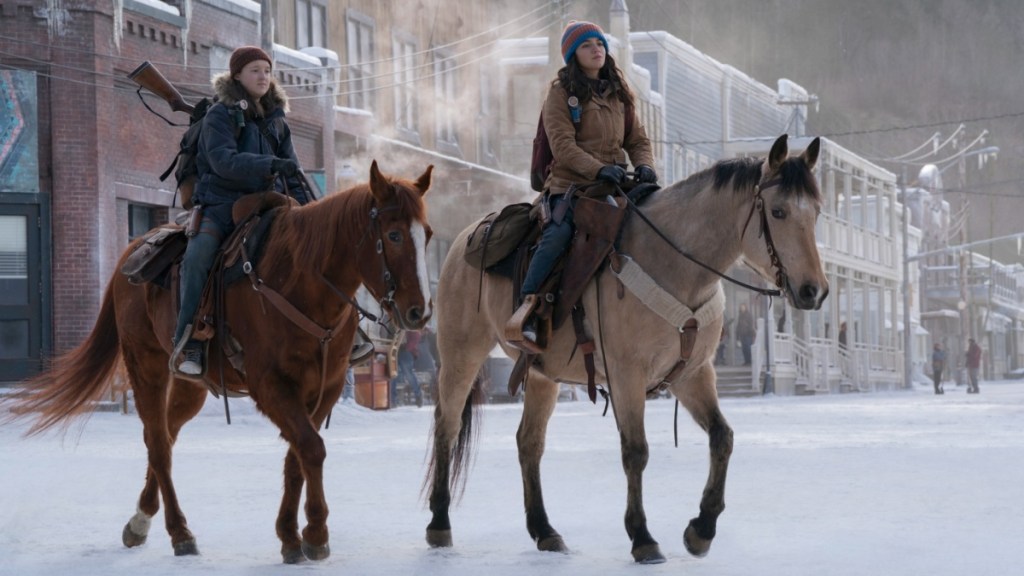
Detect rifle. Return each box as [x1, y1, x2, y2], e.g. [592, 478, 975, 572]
[128, 61, 195, 119]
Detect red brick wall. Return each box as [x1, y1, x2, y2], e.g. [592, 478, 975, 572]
[0, 0, 327, 353]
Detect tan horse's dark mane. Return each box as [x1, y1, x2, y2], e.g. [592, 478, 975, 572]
[261, 178, 428, 280]
[710, 156, 821, 201]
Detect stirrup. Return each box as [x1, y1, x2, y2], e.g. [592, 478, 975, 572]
[505, 294, 543, 354]
[349, 327, 374, 366]
[169, 325, 204, 379]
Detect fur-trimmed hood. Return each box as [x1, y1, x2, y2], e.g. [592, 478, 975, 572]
[212, 71, 289, 117]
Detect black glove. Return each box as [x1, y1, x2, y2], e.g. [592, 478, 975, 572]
[596, 164, 627, 184]
[271, 158, 300, 178]
[635, 164, 657, 184]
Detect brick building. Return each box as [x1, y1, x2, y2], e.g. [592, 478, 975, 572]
[0, 0, 331, 379]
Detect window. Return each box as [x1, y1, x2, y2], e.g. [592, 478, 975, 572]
[128, 204, 152, 240]
[477, 70, 497, 166]
[433, 51, 458, 151]
[393, 33, 418, 138]
[346, 10, 375, 110]
[296, 0, 327, 49]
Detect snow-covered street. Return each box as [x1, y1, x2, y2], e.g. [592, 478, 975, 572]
[2, 380, 1022, 576]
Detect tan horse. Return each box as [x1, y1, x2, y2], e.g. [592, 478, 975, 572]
[425, 135, 827, 563]
[5, 161, 433, 564]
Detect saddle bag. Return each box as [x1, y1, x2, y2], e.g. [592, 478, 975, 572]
[120, 227, 188, 285]
[464, 203, 535, 270]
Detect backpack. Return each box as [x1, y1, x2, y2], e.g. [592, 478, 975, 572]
[529, 97, 635, 192]
[159, 100, 285, 209]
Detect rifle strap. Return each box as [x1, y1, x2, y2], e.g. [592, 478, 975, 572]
[136, 87, 186, 127]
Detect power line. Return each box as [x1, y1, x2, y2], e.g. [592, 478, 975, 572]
[0, 1, 555, 73]
[287, 8, 559, 100]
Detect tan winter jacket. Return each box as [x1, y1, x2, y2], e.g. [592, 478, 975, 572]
[542, 81, 655, 195]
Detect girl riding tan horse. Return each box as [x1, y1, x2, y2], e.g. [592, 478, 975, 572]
[425, 134, 827, 564]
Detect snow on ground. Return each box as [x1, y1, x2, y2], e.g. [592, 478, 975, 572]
[2, 380, 1023, 576]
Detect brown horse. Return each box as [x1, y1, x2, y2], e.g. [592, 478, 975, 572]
[6, 161, 434, 563]
[425, 135, 828, 563]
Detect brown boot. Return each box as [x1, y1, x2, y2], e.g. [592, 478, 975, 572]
[505, 294, 543, 354]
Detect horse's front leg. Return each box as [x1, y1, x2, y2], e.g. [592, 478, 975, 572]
[611, 390, 665, 564]
[517, 371, 567, 552]
[266, 396, 330, 563]
[275, 449, 305, 564]
[676, 364, 734, 557]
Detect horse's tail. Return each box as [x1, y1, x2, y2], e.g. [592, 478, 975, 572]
[424, 387, 480, 503]
[4, 281, 122, 436]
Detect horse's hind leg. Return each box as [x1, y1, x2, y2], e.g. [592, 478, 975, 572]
[425, 334, 492, 548]
[516, 370, 567, 552]
[123, 354, 206, 556]
[675, 366, 734, 557]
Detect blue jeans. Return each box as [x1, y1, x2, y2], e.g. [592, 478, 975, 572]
[390, 349, 421, 405]
[522, 194, 575, 295]
[173, 213, 228, 345]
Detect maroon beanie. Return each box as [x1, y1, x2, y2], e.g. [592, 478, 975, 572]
[229, 46, 272, 77]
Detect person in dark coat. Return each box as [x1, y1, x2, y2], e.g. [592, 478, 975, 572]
[965, 338, 982, 394]
[172, 46, 309, 376]
[390, 330, 424, 407]
[736, 304, 755, 366]
[507, 20, 656, 351]
[930, 343, 946, 395]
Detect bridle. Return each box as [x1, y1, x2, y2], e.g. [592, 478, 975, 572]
[619, 176, 787, 299]
[319, 199, 408, 329]
[739, 177, 790, 298]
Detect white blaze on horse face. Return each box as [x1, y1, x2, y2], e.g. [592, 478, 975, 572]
[411, 221, 432, 314]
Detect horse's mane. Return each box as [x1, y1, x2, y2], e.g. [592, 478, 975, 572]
[711, 156, 820, 201]
[262, 178, 427, 280]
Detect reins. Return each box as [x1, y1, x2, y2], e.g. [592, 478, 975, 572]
[616, 179, 785, 298]
[240, 198, 406, 420]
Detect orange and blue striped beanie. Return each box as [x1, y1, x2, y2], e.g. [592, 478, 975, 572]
[560, 20, 608, 64]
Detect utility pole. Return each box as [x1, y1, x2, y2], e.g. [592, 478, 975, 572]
[901, 165, 913, 389]
[957, 156, 971, 385]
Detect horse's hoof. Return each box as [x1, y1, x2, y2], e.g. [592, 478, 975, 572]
[426, 528, 453, 548]
[282, 546, 306, 564]
[173, 538, 199, 556]
[631, 542, 666, 564]
[683, 523, 713, 557]
[301, 540, 330, 561]
[122, 522, 148, 548]
[122, 512, 151, 548]
[537, 534, 569, 553]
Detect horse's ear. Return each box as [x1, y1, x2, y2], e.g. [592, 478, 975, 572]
[767, 134, 789, 173]
[415, 165, 434, 197]
[368, 159, 392, 202]
[801, 137, 821, 172]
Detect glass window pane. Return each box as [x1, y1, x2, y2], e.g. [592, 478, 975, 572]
[0, 215, 27, 306]
[0, 319, 29, 359]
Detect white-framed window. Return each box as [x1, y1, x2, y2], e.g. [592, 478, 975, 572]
[433, 50, 458, 153]
[392, 32, 418, 139]
[296, 0, 327, 49]
[346, 10, 375, 110]
[477, 69, 496, 165]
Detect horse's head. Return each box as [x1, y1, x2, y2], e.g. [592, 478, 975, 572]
[741, 134, 829, 310]
[360, 160, 434, 329]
